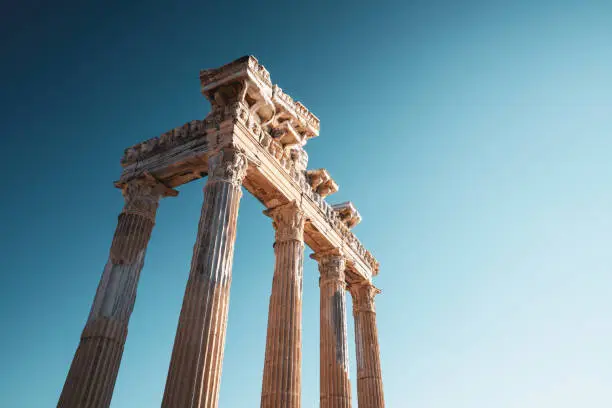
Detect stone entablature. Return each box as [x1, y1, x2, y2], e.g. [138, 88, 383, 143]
[116, 57, 379, 278]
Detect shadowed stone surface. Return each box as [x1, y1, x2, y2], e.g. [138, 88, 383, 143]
[58, 176, 177, 408]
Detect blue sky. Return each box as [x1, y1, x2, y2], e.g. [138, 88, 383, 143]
[1, 1, 611, 406]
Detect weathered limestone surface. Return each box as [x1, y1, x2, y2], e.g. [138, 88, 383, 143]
[162, 147, 247, 408]
[260, 201, 305, 408]
[349, 283, 385, 408]
[58, 176, 177, 408]
[313, 250, 351, 408]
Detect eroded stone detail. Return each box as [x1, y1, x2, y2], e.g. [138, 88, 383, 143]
[307, 168, 339, 198]
[331, 202, 362, 229]
[264, 201, 305, 243]
[208, 146, 248, 186]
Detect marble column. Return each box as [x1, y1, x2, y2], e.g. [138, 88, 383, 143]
[349, 283, 385, 408]
[312, 250, 351, 408]
[58, 175, 176, 408]
[260, 201, 306, 408]
[162, 147, 247, 408]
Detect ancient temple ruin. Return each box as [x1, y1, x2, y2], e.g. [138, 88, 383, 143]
[58, 56, 385, 408]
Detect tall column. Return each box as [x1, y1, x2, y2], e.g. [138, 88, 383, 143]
[260, 201, 306, 408]
[162, 147, 247, 408]
[349, 282, 385, 408]
[312, 250, 351, 408]
[58, 175, 176, 408]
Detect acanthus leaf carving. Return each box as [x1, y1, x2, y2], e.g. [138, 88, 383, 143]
[349, 282, 381, 313]
[208, 147, 248, 187]
[264, 201, 305, 243]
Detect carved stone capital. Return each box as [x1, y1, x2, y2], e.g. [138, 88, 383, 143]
[264, 201, 305, 243]
[118, 174, 178, 222]
[208, 147, 248, 187]
[311, 248, 346, 285]
[349, 282, 381, 313]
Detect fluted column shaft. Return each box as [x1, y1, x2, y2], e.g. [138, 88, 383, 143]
[349, 283, 385, 408]
[162, 148, 247, 408]
[313, 251, 351, 408]
[260, 201, 306, 408]
[58, 177, 175, 408]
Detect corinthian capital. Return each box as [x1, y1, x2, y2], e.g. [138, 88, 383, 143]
[349, 282, 381, 313]
[311, 249, 346, 285]
[208, 147, 248, 186]
[118, 174, 178, 222]
[264, 201, 305, 243]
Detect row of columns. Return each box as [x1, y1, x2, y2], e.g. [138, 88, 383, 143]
[58, 147, 384, 408]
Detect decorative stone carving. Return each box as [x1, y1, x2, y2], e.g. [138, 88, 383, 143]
[117, 175, 177, 222]
[208, 146, 248, 186]
[312, 249, 346, 286]
[332, 201, 362, 229]
[307, 169, 339, 197]
[118, 56, 379, 275]
[349, 282, 381, 314]
[264, 201, 305, 243]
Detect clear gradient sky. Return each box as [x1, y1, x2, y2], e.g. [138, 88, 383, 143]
[1, 1, 611, 407]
